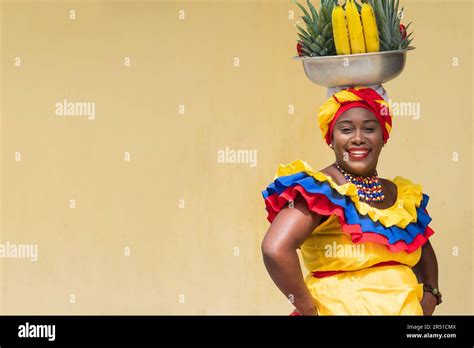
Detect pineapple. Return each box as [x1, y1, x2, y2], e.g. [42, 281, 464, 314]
[363, 0, 413, 51]
[294, 0, 338, 57]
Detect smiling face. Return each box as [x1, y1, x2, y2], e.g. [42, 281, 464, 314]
[331, 107, 384, 176]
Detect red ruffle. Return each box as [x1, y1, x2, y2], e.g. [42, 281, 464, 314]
[264, 185, 434, 254]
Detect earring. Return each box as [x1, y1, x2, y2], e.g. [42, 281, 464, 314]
[329, 144, 333, 148]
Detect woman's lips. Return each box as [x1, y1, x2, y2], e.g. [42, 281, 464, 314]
[347, 149, 371, 160]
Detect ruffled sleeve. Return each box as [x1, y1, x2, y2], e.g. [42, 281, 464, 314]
[261, 160, 435, 254]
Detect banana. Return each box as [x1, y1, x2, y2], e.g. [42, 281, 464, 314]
[345, 0, 366, 54]
[361, 3, 380, 52]
[332, 5, 351, 55]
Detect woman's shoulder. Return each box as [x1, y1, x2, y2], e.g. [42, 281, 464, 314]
[318, 164, 345, 185]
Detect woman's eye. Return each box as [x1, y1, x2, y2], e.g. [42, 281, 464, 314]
[341, 128, 352, 133]
[365, 128, 375, 132]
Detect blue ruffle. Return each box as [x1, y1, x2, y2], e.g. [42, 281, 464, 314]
[262, 172, 431, 245]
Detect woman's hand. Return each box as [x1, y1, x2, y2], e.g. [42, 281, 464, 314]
[420, 292, 437, 316]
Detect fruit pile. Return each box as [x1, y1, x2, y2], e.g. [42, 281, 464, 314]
[295, 0, 413, 57]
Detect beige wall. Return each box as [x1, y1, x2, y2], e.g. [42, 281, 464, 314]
[0, 0, 472, 314]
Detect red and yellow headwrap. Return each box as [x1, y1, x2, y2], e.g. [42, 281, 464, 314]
[318, 87, 392, 146]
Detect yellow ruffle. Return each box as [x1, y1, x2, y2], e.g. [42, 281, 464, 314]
[274, 159, 424, 229]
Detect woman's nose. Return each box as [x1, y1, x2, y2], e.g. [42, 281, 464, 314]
[352, 129, 365, 144]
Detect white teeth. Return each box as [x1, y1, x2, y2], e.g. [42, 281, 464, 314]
[350, 151, 368, 155]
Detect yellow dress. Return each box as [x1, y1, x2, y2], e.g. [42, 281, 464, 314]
[262, 160, 435, 315]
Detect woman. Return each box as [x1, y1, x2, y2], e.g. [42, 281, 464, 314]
[261, 86, 441, 315]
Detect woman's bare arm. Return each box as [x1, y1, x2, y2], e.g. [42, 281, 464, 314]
[261, 195, 323, 315]
[412, 240, 439, 288]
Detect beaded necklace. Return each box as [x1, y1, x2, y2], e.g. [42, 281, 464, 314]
[335, 162, 385, 203]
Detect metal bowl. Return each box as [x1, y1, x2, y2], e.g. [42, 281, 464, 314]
[293, 47, 415, 88]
